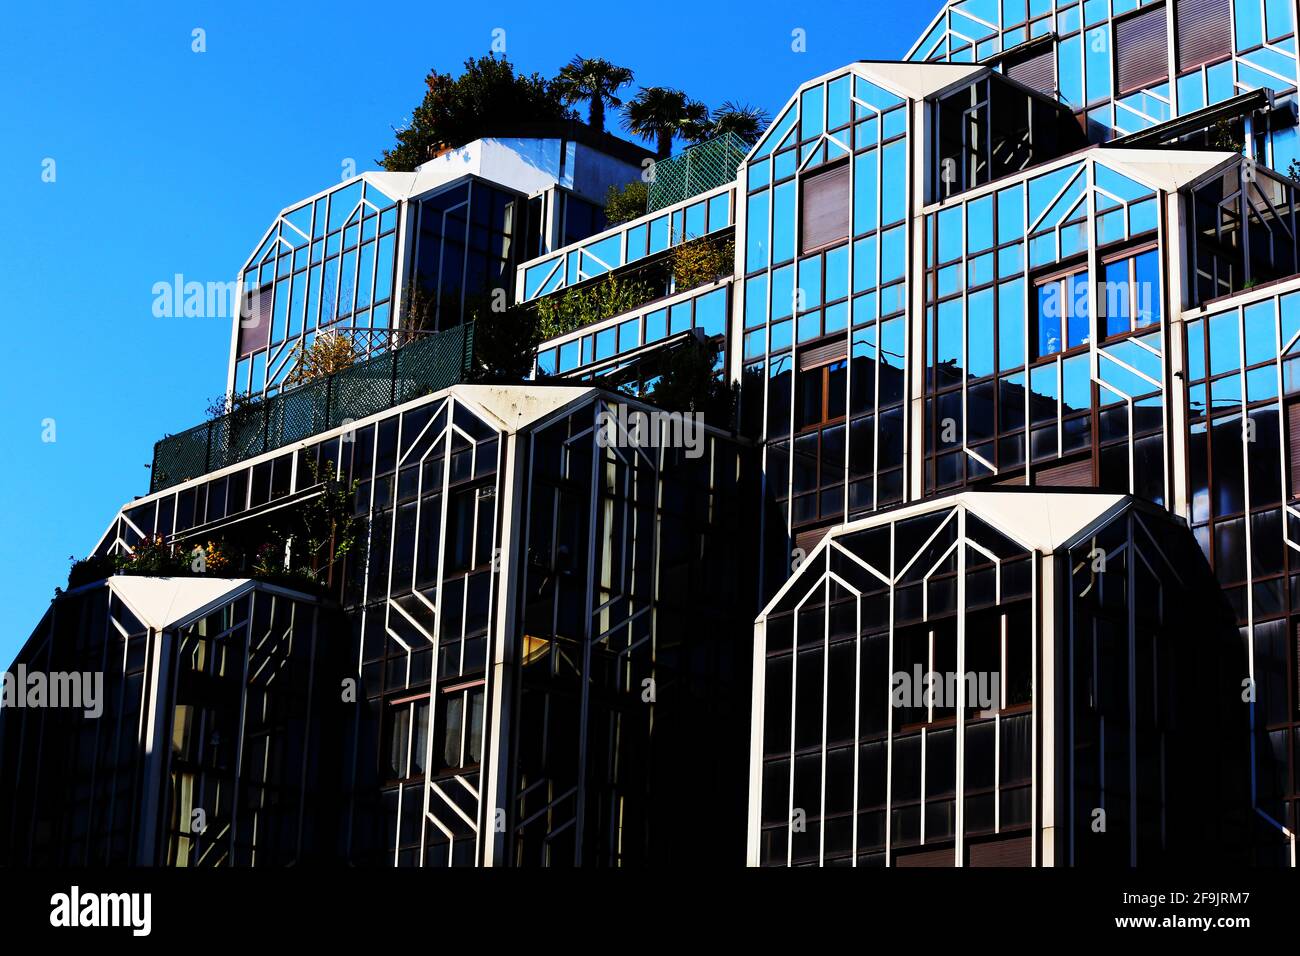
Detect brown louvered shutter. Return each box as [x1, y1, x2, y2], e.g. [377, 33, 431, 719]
[238, 285, 273, 355]
[794, 525, 831, 557]
[1115, 6, 1170, 95]
[1295, 620, 1300, 717]
[1287, 401, 1300, 496]
[798, 339, 848, 371]
[1035, 456, 1094, 487]
[801, 162, 850, 253]
[1006, 46, 1056, 95]
[969, 836, 1032, 867]
[896, 846, 955, 866]
[1177, 0, 1232, 72]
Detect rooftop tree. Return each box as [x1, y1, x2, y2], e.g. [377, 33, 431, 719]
[696, 101, 771, 146]
[553, 56, 634, 134]
[380, 54, 575, 171]
[623, 87, 709, 160]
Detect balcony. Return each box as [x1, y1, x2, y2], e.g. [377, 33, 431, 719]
[647, 132, 748, 212]
[151, 323, 475, 493]
[517, 184, 734, 303]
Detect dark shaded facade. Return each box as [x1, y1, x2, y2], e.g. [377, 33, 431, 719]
[748, 493, 1250, 866]
[2, 386, 758, 867]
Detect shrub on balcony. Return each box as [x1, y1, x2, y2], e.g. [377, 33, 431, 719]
[646, 338, 736, 428]
[470, 302, 541, 382]
[63, 463, 358, 595]
[286, 331, 357, 385]
[204, 390, 262, 422]
[670, 236, 735, 291]
[536, 274, 655, 340]
[605, 180, 648, 225]
[66, 553, 120, 590]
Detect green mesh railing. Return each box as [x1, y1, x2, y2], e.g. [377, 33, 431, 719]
[151, 323, 475, 493]
[647, 132, 748, 213]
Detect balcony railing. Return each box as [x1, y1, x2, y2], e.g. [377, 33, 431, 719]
[647, 132, 748, 212]
[151, 323, 475, 493]
[517, 183, 734, 302]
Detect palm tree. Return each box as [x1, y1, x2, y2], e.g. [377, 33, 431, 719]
[702, 101, 772, 146]
[623, 87, 709, 159]
[553, 56, 634, 134]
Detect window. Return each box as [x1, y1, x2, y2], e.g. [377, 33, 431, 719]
[437, 681, 485, 771]
[1004, 43, 1056, 95]
[800, 162, 850, 253]
[791, 356, 848, 526]
[1176, 0, 1232, 72]
[562, 192, 605, 246]
[797, 357, 848, 430]
[385, 696, 430, 780]
[237, 286, 272, 356]
[1034, 269, 1091, 357]
[1102, 247, 1162, 336]
[1115, 5, 1169, 94]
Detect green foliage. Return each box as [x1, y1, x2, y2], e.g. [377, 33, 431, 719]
[121, 534, 189, 575]
[646, 339, 736, 427]
[535, 274, 655, 342]
[288, 458, 361, 582]
[1209, 119, 1244, 154]
[670, 237, 735, 290]
[380, 55, 575, 172]
[63, 462, 358, 595]
[553, 56, 634, 134]
[286, 331, 356, 385]
[470, 301, 541, 382]
[204, 390, 261, 422]
[691, 101, 771, 146]
[623, 87, 709, 159]
[605, 179, 649, 225]
[66, 553, 121, 590]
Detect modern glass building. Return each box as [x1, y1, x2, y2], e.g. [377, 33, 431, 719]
[7, 0, 1300, 867]
[232, 124, 650, 399]
[3, 383, 759, 866]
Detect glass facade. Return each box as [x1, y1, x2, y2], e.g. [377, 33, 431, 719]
[40, 384, 759, 867]
[534, 282, 730, 388]
[754, 501, 1037, 866]
[0, 580, 329, 866]
[21, 9, 1300, 868]
[750, 494, 1249, 866]
[909, 0, 1299, 171]
[235, 178, 401, 398]
[738, 70, 912, 596]
[411, 179, 525, 329]
[923, 154, 1168, 499]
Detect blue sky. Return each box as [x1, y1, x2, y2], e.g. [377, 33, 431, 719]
[0, 0, 935, 666]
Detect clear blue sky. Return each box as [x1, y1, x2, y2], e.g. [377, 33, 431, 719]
[0, 0, 935, 667]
